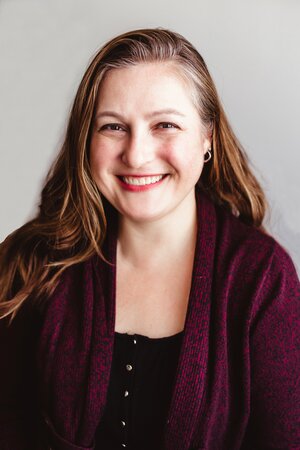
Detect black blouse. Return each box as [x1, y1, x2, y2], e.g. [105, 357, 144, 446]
[95, 330, 184, 449]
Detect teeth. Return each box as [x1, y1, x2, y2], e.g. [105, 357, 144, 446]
[122, 175, 164, 186]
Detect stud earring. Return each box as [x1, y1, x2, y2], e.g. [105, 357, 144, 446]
[204, 148, 212, 163]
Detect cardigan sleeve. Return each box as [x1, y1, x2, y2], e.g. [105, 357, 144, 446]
[242, 244, 300, 449]
[0, 302, 43, 449]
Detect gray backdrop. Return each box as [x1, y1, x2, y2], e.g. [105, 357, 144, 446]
[0, 0, 299, 273]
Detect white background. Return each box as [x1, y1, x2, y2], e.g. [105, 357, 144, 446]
[0, 0, 299, 272]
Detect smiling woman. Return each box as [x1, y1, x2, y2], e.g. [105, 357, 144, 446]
[0, 28, 299, 450]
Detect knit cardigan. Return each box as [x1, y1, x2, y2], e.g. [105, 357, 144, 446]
[0, 189, 299, 450]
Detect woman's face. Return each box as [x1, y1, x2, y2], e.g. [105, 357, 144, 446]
[90, 62, 211, 224]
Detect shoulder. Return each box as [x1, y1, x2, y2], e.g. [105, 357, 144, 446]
[214, 200, 297, 277]
[210, 201, 299, 316]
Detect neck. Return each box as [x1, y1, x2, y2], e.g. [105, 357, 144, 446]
[117, 192, 198, 270]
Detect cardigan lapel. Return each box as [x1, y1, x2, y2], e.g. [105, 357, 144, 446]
[161, 189, 217, 450]
[37, 216, 118, 447]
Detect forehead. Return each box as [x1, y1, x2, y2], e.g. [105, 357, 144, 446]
[96, 62, 198, 114]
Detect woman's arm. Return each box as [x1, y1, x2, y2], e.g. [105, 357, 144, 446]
[242, 245, 300, 449]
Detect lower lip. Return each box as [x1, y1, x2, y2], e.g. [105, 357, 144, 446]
[117, 176, 167, 192]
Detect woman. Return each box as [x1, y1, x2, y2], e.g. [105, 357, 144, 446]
[0, 28, 299, 450]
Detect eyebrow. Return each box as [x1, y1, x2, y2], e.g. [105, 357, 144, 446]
[95, 109, 186, 120]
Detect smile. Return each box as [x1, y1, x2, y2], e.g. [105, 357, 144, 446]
[121, 175, 164, 186]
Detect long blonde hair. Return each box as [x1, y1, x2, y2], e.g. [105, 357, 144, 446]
[0, 28, 267, 322]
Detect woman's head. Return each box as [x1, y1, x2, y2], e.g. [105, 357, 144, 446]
[83, 30, 221, 224]
[59, 28, 265, 229]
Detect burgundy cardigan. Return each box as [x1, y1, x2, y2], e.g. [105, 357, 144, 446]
[0, 189, 299, 450]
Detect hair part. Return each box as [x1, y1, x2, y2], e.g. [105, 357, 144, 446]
[0, 27, 268, 322]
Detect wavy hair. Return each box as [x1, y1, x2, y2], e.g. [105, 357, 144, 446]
[0, 28, 267, 322]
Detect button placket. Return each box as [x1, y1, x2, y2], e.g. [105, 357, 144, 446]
[120, 334, 138, 449]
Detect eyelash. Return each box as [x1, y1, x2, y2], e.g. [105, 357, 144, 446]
[98, 122, 179, 132]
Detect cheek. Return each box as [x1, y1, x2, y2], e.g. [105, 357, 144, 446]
[89, 139, 114, 173]
[162, 138, 204, 172]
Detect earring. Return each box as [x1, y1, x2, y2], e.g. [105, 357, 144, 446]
[204, 148, 212, 163]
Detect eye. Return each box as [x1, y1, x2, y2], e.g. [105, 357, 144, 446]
[156, 122, 179, 130]
[98, 123, 126, 132]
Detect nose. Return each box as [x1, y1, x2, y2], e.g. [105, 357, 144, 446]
[121, 131, 155, 168]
